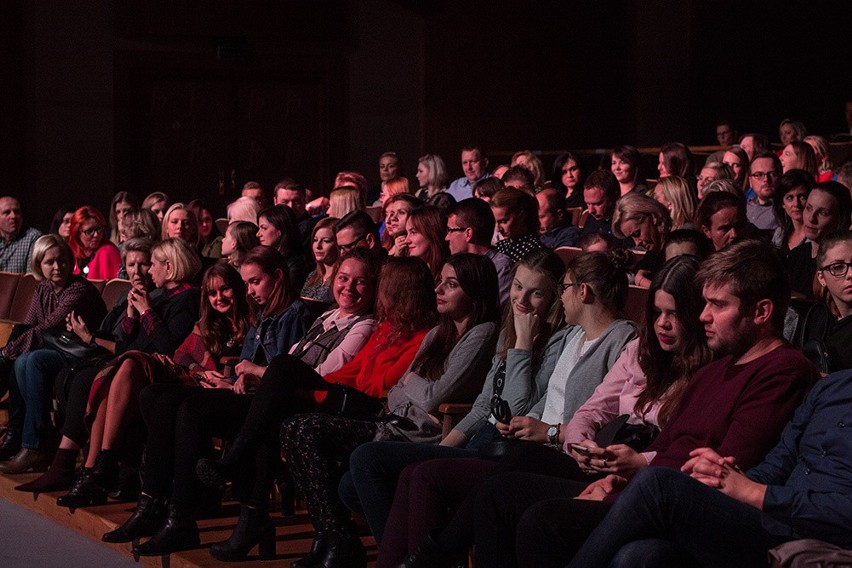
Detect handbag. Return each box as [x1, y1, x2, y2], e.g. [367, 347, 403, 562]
[320, 383, 385, 421]
[594, 414, 659, 452]
[42, 329, 102, 363]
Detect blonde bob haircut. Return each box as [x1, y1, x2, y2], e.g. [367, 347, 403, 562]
[30, 234, 73, 280]
[611, 192, 673, 239]
[654, 176, 698, 229]
[151, 237, 202, 284]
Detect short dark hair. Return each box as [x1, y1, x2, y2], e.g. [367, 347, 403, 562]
[694, 191, 745, 230]
[749, 151, 783, 176]
[697, 239, 789, 335]
[448, 198, 496, 246]
[584, 170, 620, 204]
[502, 166, 535, 189]
[336, 210, 379, 243]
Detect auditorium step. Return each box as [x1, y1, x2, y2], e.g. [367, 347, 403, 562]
[0, 471, 377, 567]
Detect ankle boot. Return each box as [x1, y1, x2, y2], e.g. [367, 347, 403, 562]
[196, 435, 251, 488]
[132, 503, 200, 556]
[56, 468, 107, 509]
[91, 449, 120, 491]
[290, 530, 328, 568]
[313, 529, 366, 568]
[0, 447, 50, 474]
[102, 493, 167, 543]
[209, 504, 276, 561]
[0, 429, 21, 461]
[15, 447, 78, 493]
[393, 531, 457, 568]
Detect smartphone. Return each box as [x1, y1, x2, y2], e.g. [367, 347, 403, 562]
[570, 443, 591, 455]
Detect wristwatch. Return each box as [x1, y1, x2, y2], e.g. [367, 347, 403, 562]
[547, 424, 561, 445]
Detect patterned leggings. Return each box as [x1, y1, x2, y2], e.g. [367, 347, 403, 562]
[281, 413, 377, 532]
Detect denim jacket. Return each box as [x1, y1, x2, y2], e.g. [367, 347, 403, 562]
[238, 299, 310, 370]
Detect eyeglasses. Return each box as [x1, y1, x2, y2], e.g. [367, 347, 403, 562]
[819, 261, 852, 278]
[558, 282, 580, 294]
[446, 226, 467, 233]
[749, 171, 778, 181]
[81, 226, 104, 237]
[338, 234, 367, 253]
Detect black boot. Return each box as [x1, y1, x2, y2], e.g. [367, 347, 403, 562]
[311, 529, 366, 568]
[91, 449, 120, 492]
[132, 504, 200, 556]
[0, 429, 21, 461]
[290, 530, 328, 568]
[209, 504, 276, 561]
[393, 531, 457, 568]
[102, 493, 167, 543]
[56, 468, 107, 509]
[196, 435, 250, 488]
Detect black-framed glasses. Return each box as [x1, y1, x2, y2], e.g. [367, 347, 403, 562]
[558, 281, 580, 294]
[338, 234, 367, 253]
[749, 171, 778, 181]
[490, 394, 512, 424]
[819, 261, 852, 278]
[446, 226, 467, 233]
[81, 226, 105, 237]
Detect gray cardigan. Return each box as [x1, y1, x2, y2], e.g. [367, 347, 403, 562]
[454, 327, 569, 439]
[527, 319, 637, 424]
[379, 321, 499, 444]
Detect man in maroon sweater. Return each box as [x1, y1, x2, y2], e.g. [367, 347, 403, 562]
[466, 240, 820, 568]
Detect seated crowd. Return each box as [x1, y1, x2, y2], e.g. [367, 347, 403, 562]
[1, 118, 852, 568]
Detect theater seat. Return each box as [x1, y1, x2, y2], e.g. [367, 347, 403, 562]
[9, 273, 37, 322]
[101, 278, 132, 311]
[0, 272, 20, 319]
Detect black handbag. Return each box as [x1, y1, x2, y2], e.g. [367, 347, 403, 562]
[320, 383, 385, 421]
[594, 414, 659, 452]
[42, 328, 102, 363]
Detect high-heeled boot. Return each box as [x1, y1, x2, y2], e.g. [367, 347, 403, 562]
[311, 529, 366, 568]
[15, 447, 78, 493]
[209, 503, 276, 561]
[91, 449, 120, 492]
[196, 435, 250, 488]
[132, 503, 200, 556]
[102, 493, 167, 543]
[56, 467, 107, 509]
[290, 530, 328, 568]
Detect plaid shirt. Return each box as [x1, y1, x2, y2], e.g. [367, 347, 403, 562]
[0, 226, 41, 273]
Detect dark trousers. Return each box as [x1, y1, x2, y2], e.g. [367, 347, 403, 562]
[566, 467, 785, 568]
[61, 365, 100, 447]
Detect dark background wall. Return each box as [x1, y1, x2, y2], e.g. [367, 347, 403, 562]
[2, 0, 849, 231]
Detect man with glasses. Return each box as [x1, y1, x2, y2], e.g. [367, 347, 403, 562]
[0, 196, 42, 273]
[445, 199, 512, 305]
[746, 151, 783, 231]
[334, 210, 383, 257]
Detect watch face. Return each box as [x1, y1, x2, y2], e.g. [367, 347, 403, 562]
[547, 425, 558, 437]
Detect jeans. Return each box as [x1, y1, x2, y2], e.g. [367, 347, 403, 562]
[343, 441, 478, 544]
[12, 349, 66, 448]
[566, 467, 787, 568]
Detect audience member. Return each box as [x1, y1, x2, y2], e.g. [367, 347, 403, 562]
[0, 196, 42, 273]
[0, 235, 106, 472]
[738, 133, 770, 161]
[657, 142, 695, 179]
[501, 166, 535, 192]
[444, 198, 512, 304]
[69, 206, 122, 280]
[473, 176, 503, 203]
[787, 181, 852, 299]
[551, 152, 585, 207]
[722, 145, 750, 191]
[119, 208, 160, 245]
[746, 151, 783, 231]
[403, 206, 448, 279]
[300, 217, 339, 317]
[715, 119, 738, 147]
[537, 188, 580, 248]
[804, 135, 834, 182]
[447, 146, 490, 202]
[609, 145, 646, 196]
[772, 169, 815, 254]
[779, 118, 807, 146]
[142, 192, 169, 224]
[696, 161, 734, 198]
[807, 231, 852, 372]
[334, 210, 383, 256]
[108, 192, 138, 247]
[161, 203, 199, 247]
[227, 196, 262, 225]
[377, 177, 410, 206]
[273, 180, 318, 255]
[187, 199, 222, 259]
[328, 186, 364, 219]
[491, 188, 543, 263]
[241, 181, 267, 209]
[415, 154, 449, 201]
[580, 170, 622, 240]
[381, 194, 422, 255]
[780, 141, 818, 177]
[663, 228, 713, 261]
[694, 191, 747, 251]
[511, 151, 546, 189]
[257, 205, 309, 290]
[221, 221, 259, 269]
[653, 176, 698, 229]
[49, 206, 74, 241]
